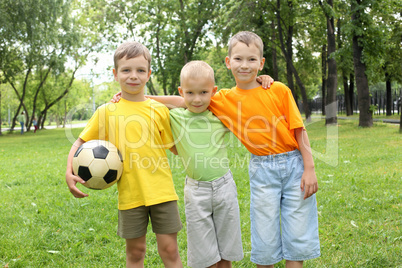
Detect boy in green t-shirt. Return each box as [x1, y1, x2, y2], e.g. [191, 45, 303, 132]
[170, 61, 243, 268]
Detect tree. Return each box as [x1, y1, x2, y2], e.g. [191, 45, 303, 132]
[350, 0, 373, 127]
[0, 0, 94, 131]
[319, 0, 338, 125]
[337, 17, 354, 116]
[276, 0, 312, 121]
[369, 0, 402, 116]
[89, 0, 226, 95]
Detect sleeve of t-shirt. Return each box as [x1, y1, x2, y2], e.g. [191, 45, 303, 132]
[282, 86, 305, 130]
[79, 104, 107, 142]
[153, 103, 175, 149]
[209, 88, 229, 117]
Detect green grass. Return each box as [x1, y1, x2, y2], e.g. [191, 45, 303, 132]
[0, 120, 401, 267]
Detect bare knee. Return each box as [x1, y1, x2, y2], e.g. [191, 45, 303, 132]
[126, 245, 146, 263]
[156, 233, 182, 267]
[158, 240, 179, 258]
[126, 237, 146, 265]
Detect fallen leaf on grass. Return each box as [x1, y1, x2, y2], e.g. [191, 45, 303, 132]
[351, 220, 358, 228]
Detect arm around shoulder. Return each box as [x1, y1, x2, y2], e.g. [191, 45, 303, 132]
[146, 95, 186, 109]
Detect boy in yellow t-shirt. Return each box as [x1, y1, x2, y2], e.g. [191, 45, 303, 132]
[65, 41, 183, 267]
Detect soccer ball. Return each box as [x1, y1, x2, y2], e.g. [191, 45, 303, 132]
[73, 140, 123, 190]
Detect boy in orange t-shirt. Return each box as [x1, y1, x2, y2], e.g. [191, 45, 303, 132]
[208, 31, 320, 267]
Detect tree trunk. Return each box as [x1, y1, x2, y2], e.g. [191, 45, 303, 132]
[385, 72, 392, 116]
[286, 62, 295, 98]
[289, 63, 310, 121]
[343, 74, 352, 116]
[285, 16, 296, 99]
[321, 45, 327, 116]
[400, 104, 402, 133]
[324, 0, 338, 125]
[155, 23, 168, 95]
[147, 77, 158, 95]
[349, 73, 354, 115]
[352, 0, 372, 127]
[271, 20, 279, 81]
[337, 17, 352, 116]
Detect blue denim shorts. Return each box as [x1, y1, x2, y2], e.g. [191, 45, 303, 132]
[248, 150, 320, 265]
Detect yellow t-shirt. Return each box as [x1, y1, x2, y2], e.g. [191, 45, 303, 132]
[209, 82, 304, 155]
[79, 98, 178, 210]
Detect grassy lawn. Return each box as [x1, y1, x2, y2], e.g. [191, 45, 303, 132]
[0, 120, 401, 267]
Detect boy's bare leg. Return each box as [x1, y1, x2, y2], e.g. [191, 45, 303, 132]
[286, 261, 303, 268]
[156, 233, 183, 268]
[208, 259, 232, 268]
[125, 235, 146, 268]
[256, 261, 303, 268]
[216, 259, 232, 268]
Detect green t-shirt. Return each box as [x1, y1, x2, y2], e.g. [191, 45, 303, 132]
[170, 108, 229, 181]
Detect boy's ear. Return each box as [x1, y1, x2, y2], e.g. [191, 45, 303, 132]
[145, 69, 152, 82]
[259, 57, 266, 71]
[113, 68, 118, 81]
[211, 86, 218, 96]
[225, 56, 231, 69]
[178, 87, 184, 97]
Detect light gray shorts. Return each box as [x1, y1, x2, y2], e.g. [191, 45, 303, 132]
[184, 170, 244, 268]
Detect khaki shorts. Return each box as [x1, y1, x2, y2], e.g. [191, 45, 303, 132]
[117, 201, 182, 239]
[184, 170, 244, 267]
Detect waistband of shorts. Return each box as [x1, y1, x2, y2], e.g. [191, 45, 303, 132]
[250, 149, 301, 162]
[185, 170, 233, 188]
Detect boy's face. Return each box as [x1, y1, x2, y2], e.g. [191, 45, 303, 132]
[113, 56, 151, 101]
[225, 42, 265, 89]
[178, 76, 217, 113]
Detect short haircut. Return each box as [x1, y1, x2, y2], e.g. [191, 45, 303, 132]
[114, 41, 152, 71]
[228, 31, 264, 58]
[180, 61, 215, 86]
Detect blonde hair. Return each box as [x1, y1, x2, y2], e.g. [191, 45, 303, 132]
[114, 41, 152, 70]
[228, 31, 264, 58]
[180, 61, 215, 86]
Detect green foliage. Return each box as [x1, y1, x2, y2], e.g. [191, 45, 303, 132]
[0, 119, 401, 266]
[87, 0, 230, 95]
[369, 104, 378, 115]
[343, 0, 402, 84]
[1, 0, 402, 129]
[0, 0, 105, 131]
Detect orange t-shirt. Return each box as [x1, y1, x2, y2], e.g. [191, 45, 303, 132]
[209, 82, 304, 156]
